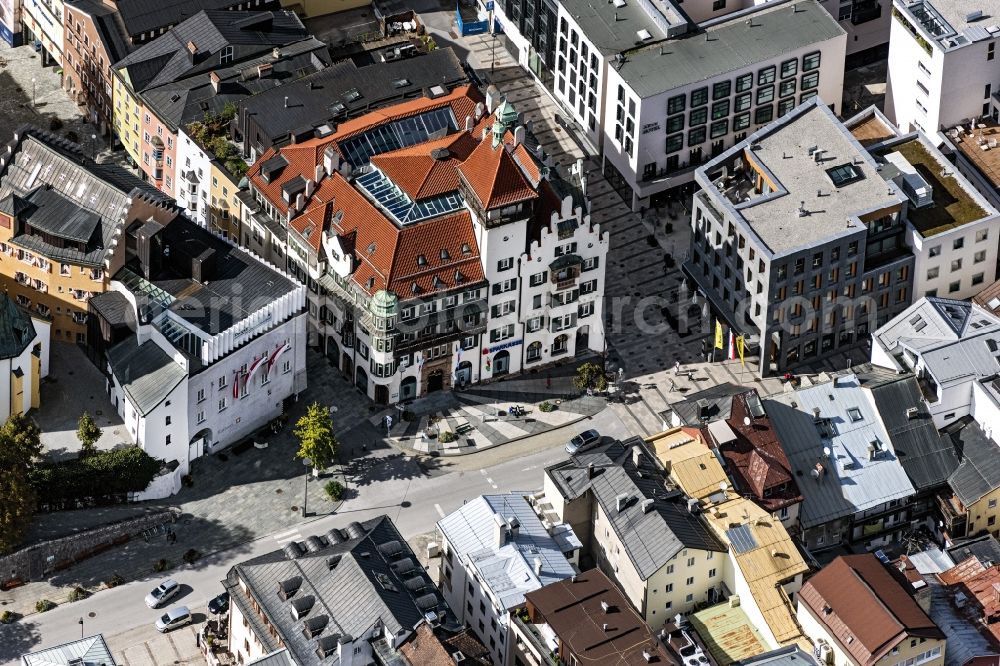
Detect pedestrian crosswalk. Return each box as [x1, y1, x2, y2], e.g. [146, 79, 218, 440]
[272, 527, 302, 545]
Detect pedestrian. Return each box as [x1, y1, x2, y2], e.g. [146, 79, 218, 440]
[674, 360, 680, 375]
[546, 375, 551, 389]
[670, 380, 676, 392]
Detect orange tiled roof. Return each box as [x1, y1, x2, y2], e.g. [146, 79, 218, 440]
[370, 132, 478, 200]
[388, 210, 484, 296]
[458, 138, 538, 210]
[938, 556, 1000, 642]
[248, 85, 484, 214]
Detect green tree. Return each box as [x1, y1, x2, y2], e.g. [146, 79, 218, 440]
[0, 464, 35, 553]
[76, 412, 102, 457]
[573, 362, 608, 392]
[0, 412, 42, 470]
[293, 403, 338, 471]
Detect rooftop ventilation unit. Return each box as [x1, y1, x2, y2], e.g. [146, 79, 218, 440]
[884, 151, 934, 208]
[613, 0, 626, 6]
[616, 493, 630, 512]
[967, 9, 984, 21]
[637, 28, 652, 40]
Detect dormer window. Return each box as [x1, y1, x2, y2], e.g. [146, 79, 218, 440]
[220, 45, 234, 65]
[417, 254, 427, 265]
[461, 243, 471, 254]
[367, 242, 376, 255]
[367, 277, 375, 290]
[440, 249, 450, 260]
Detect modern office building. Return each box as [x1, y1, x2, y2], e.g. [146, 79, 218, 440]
[886, 0, 1000, 138]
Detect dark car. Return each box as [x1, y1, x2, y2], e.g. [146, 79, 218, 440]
[208, 591, 229, 615]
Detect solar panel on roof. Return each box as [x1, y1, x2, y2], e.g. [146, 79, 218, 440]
[726, 523, 758, 554]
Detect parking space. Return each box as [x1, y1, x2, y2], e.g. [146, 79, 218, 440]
[105, 623, 205, 666]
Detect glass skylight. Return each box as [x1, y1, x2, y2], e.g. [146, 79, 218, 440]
[339, 107, 458, 167]
[356, 168, 464, 225]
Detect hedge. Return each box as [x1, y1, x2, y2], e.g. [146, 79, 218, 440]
[29, 447, 162, 505]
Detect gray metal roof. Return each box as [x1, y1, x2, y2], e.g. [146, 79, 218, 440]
[669, 382, 744, 425]
[107, 0, 259, 38]
[946, 534, 1000, 567]
[107, 338, 186, 416]
[89, 291, 136, 329]
[874, 297, 1000, 384]
[22, 186, 102, 243]
[21, 635, 116, 666]
[559, 0, 672, 57]
[546, 438, 726, 581]
[0, 294, 37, 361]
[0, 128, 169, 267]
[437, 494, 579, 611]
[228, 515, 451, 666]
[860, 372, 958, 490]
[615, 0, 844, 98]
[765, 375, 916, 529]
[947, 419, 1000, 507]
[245, 650, 296, 666]
[733, 646, 820, 666]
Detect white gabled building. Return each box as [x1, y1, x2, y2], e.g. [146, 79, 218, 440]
[239, 85, 608, 405]
[886, 0, 1000, 138]
[93, 213, 307, 476]
[174, 128, 213, 229]
[437, 493, 581, 666]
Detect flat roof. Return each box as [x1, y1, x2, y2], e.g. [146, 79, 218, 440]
[560, 0, 672, 57]
[715, 101, 900, 256]
[690, 603, 769, 665]
[896, 0, 998, 48]
[615, 0, 844, 98]
[949, 119, 1000, 192]
[871, 137, 991, 236]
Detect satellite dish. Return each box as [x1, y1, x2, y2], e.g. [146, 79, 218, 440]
[823, 446, 831, 457]
[743, 417, 751, 427]
[719, 481, 727, 492]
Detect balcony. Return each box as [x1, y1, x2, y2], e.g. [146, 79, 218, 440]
[553, 276, 577, 291]
[511, 613, 559, 666]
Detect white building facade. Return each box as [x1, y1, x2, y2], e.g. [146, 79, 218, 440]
[174, 128, 213, 229]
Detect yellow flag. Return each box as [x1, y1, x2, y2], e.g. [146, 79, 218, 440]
[736, 335, 745, 367]
[715, 320, 724, 349]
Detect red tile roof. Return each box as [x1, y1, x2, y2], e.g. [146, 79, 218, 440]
[938, 556, 1000, 642]
[458, 137, 539, 210]
[717, 390, 802, 511]
[388, 210, 484, 296]
[799, 554, 944, 666]
[370, 132, 478, 200]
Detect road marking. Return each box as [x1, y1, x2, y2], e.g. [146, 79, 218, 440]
[479, 469, 487, 476]
[435, 503, 445, 518]
[272, 527, 300, 540]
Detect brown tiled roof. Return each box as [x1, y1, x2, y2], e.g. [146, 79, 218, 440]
[458, 137, 538, 210]
[248, 85, 484, 214]
[798, 554, 944, 666]
[973, 279, 1000, 316]
[370, 132, 477, 200]
[717, 390, 802, 511]
[397, 624, 491, 666]
[525, 569, 677, 666]
[938, 556, 1000, 642]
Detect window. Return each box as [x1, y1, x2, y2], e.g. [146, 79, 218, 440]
[689, 127, 707, 146]
[733, 112, 750, 131]
[927, 267, 939, 280]
[973, 273, 985, 286]
[949, 281, 961, 293]
[197, 388, 205, 403]
[734, 92, 752, 113]
[990, 42, 996, 60]
[977, 229, 989, 242]
[710, 119, 728, 139]
[165, 415, 172, 426]
[801, 71, 820, 90]
[954, 237, 965, 250]
[713, 80, 731, 99]
[530, 271, 548, 286]
[666, 134, 684, 154]
[218, 397, 228, 412]
[667, 114, 685, 133]
[780, 58, 798, 78]
[736, 73, 753, 93]
[667, 94, 685, 114]
[711, 99, 730, 120]
[497, 257, 514, 271]
[755, 105, 773, 125]
[218, 375, 228, 389]
[197, 411, 205, 424]
[686, 576, 694, 585]
[803, 51, 821, 71]
[690, 107, 708, 126]
[220, 45, 234, 65]
[687, 557, 695, 566]
[847, 407, 863, 422]
[583, 256, 600, 271]
[779, 78, 796, 98]
[975, 250, 987, 263]
[691, 87, 708, 107]
[709, 568, 717, 578]
[758, 65, 776, 85]
[826, 163, 864, 186]
[756, 85, 774, 105]
[778, 98, 796, 117]
[929, 245, 941, 257]
[952, 258, 963, 272]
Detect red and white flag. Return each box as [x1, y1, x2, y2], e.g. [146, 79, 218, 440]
[728, 330, 736, 360]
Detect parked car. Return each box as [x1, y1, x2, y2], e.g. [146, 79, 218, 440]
[565, 429, 601, 455]
[155, 606, 192, 633]
[208, 592, 230, 615]
[144, 579, 180, 608]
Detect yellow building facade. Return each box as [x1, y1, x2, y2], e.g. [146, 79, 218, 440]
[113, 72, 144, 169]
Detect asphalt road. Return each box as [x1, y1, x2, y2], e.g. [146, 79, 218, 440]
[1, 407, 631, 663]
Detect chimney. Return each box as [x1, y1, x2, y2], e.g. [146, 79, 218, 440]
[587, 462, 596, 479]
[729, 595, 740, 608]
[485, 85, 500, 113]
[813, 407, 822, 421]
[314, 163, 326, 182]
[513, 126, 526, 146]
[616, 493, 629, 512]
[643, 651, 654, 663]
[868, 443, 877, 461]
[209, 71, 220, 93]
[687, 498, 700, 514]
[272, 47, 281, 59]
[797, 201, 807, 217]
[632, 445, 644, 468]
[906, 407, 919, 420]
[305, 179, 315, 198]
[186, 40, 197, 55]
[603, 623, 609, 632]
[507, 516, 520, 539]
[323, 146, 340, 176]
[474, 102, 485, 120]
[257, 62, 273, 78]
[482, 127, 490, 142]
[832, 376, 838, 388]
[533, 556, 542, 576]
[493, 514, 507, 548]
[286, 208, 293, 224]
[641, 498, 655, 514]
[465, 115, 474, 132]
[295, 192, 305, 212]
[284, 96, 289, 109]
[601, 600, 610, 613]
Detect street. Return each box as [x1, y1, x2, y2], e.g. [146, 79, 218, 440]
[0, 407, 631, 664]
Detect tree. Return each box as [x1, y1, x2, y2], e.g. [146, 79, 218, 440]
[293, 403, 337, 471]
[0, 412, 41, 471]
[0, 464, 35, 553]
[573, 362, 608, 392]
[76, 412, 102, 457]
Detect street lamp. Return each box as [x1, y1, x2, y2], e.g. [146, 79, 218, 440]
[30, 78, 36, 107]
[301, 457, 311, 518]
[78, 617, 83, 638]
[91, 133, 97, 159]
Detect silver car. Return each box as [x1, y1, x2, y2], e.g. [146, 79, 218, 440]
[565, 429, 601, 455]
[145, 579, 180, 608]
[155, 606, 191, 633]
